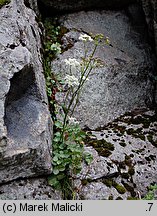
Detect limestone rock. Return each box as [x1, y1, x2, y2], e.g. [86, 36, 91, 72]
[0, 178, 62, 200]
[0, 0, 52, 183]
[75, 109, 157, 199]
[78, 182, 130, 200]
[141, 0, 157, 103]
[52, 10, 155, 129]
[38, 0, 137, 12]
[76, 146, 118, 180]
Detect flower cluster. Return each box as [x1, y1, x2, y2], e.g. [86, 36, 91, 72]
[64, 58, 80, 67]
[68, 116, 79, 125]
[64, 74, 79, 87]
[50, 42, 61, 55]
[79, 33, 93, 42]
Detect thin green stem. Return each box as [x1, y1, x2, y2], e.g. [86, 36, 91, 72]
[60, 41, 98, 155]
[70, 44, 98, 116]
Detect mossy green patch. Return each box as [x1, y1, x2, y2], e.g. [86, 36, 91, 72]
[115, 125, 126, 135]
[108, 195, 113, 200]
[126, 128, 136, 135]
[86, 138, 114, 157]
[116, 196, 123, 200]
[81, 178, 92, 186]
[128, 166, 135, 176]
[0, 0, 10, 8]
[103, 179, 126, 194]
[147, 135, 157, 147]
[121, 173, 130, 179]
[103, 179, 113, 188]
[94, 148, 112, 157]
[122, 181, 136, 197]
[126, 127, 147, 141]
[127, 197, 139, 200]
[113, 183, 126, 194]
[132, 148, 144, 154]
[118, 161, 126, 169]
[136, 134, 145, 141]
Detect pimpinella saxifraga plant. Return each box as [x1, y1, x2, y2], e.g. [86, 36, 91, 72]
[47, 32, 110, 198]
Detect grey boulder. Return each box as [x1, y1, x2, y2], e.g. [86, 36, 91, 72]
[0, 178, 62, 200]
[0, 0, 52, 183]
[74, 109, 157, 199]
[52, 10, 155, 130]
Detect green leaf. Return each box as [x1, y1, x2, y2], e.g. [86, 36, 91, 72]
[54, 121, 63, 129]
[56, 160, 62, 165]
[57, 173, 65, 180]
[53, 136, 61, 142]
[53, 168, 60, 175]
[55, 132, 61, 137]
[84, 152, 93, 165]
[58, 167, 65, 172]
[53, 156, 58, 162]
[48, 177, 57, 186]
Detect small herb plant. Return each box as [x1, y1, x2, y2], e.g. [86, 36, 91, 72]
[43, 18, 109, 199]
[142, 184, 157, 200]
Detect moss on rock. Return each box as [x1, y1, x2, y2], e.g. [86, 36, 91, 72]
[113, 182, 126, 194]
[103, 178, 126, 194]
[86, 138, 114, 157]
[0, 0, 10, 8]
[147, 134, 157, 147]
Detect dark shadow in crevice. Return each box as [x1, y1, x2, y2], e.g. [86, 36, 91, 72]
[5, 65, 35, 107]
[4, 65, 36, 132]
[37, 0, 135, 18]
[23, 0, 31, 9]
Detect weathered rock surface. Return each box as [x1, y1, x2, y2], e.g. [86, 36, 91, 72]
[0, 0, 52, 184]
[141, 0, 157, 103]
[0, 178, 62, 200]
[52, 10, 155, 129]
[38, 0, 137, 12]
[74, 109, 157, 200]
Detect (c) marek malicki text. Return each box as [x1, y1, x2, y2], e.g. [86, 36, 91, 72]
[19, 202, 83, 212]
[52, 202, 83, 211]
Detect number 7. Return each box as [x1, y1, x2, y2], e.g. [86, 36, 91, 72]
[148, 203, 153, 211]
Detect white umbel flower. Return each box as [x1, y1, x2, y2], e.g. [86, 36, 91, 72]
[79, 33, 93, 42]
[82, 76, 89, 81]
[68, 116, 79, 125]
[64, 58, 80, 67]
[64, 74, 79, 87]
[50, 42, 61, 54]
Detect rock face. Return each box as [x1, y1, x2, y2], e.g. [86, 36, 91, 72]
[0, 178, 62, 200]
[141, 0, 157, 103]
[74, 109, 157, 200]
[52, 10, 155, 129]
[0, 0, 52, 184]
[38, 0, 137, 12]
